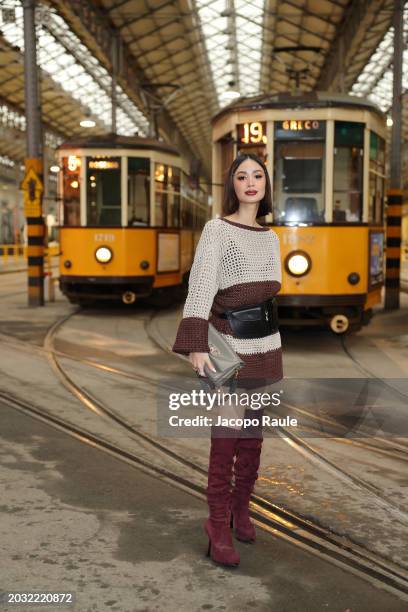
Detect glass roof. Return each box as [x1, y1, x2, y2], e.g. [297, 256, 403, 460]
[0, 1, 149, 136]
[195, 0, 265, 106]
[351, 2, 408, 114]
[0, 153, 15, 167]
[0, 102, 25, 132]
[0, 0, 406, 159]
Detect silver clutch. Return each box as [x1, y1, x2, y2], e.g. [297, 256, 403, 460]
[201, 323, 245, 388]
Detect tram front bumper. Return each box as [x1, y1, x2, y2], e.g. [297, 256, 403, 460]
[275, 294, 367, 327]
[59, 275, 155, 300]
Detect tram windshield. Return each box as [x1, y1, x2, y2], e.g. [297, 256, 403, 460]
[273, 139, 325, 224]
[87, 157, 121, 226]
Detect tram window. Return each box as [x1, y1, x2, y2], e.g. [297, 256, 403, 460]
[220, 135, 234, 183]
[333, 122, 364, 223]
[237, 146, 267, 163]
[61, 156, 80, 226]
[181, 196, 193, 228]
[334, 121, 364, 148]
[284, 159, 322, 193]
[154, 163, 181, 227]
[128, 157, 149, 226]
[369, 132, 385, 223]
[369, 173, 385, 224]
[86, 157, 121, 226]
[273, 141, 325, 223]
[167, 167, 181, 228]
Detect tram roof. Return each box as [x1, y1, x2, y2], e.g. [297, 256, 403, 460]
[212, 92, 386, 125]
[58, 134, 180, 157]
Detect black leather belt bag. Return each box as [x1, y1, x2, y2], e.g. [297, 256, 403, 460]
[219, 297, 279, 339]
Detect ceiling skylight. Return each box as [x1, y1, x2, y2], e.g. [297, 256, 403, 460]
[195, 0, 265, 107]
[0, 1, 149, 135]
[351, 2, 408, 113]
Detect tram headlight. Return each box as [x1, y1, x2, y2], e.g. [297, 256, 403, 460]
[285, 251, 311, 277]
[95, 246, 113, 264]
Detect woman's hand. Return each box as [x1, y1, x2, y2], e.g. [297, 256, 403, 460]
[189, 352, 217, 377]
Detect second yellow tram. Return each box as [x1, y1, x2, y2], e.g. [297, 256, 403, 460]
[212, 92, 387, 333]
[57, 135, 210, 305]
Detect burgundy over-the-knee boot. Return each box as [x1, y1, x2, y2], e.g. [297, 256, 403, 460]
[230, 437, 263, 543]
[204, 435, 240, 566]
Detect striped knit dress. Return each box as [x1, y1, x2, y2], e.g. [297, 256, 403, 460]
[172, 217, 283, 386]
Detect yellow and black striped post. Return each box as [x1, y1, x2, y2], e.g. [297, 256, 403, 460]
[384, 189, 402, 310]
[23, 158, 44, 306]
[384, 0, 403, 310]
[23, 0, 44, 306]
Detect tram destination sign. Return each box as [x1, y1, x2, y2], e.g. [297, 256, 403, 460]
[275, 119, 325, 140]
[237, 122, 267, 145]
[88, 159, 120, 170]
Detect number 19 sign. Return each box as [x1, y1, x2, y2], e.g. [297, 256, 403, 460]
[238, 122, 267, 145]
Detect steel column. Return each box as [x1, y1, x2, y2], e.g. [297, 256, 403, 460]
[111, 34, 119, 135]
[384, 0, 403, 310]
[23, 0, 44, 307]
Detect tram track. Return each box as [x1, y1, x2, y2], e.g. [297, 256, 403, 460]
[1, 308, 408, 598]
[1, 312, 408, 486]
[1, 312, 408, 503]
[146, 309, 408, 461]
[47, 312, 408, 526]
[45, 314, 408, 464]
[1, 387, 408, 602]
[340, 333, 408, 404]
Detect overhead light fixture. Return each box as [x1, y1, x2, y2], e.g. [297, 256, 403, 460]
[386, 116, 393, 127]
[220, 90, 240, 101]
[80, 117, 96, 128]
[50, 165, 60, 173]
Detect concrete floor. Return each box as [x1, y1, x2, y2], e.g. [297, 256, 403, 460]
[1, 271, 408, 610]
[1, 401, 407, 612]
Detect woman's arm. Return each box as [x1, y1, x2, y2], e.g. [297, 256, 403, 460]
[172, 220, 220, 373]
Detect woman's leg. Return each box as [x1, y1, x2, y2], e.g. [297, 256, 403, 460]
[204, 427, 240, 566]
[231, 397, 264, 543]
[231, 433, 263, 542]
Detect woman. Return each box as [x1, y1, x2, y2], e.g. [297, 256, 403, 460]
[172, 153, 283, 567]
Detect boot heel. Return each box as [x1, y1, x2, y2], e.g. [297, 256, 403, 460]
[206, 539, 211, 557]
[230, 513, 234, 529]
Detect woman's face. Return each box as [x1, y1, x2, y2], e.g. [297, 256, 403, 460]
[233, 159, 266, 206]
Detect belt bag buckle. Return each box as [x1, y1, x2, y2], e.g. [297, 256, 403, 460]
[225, 299, 277, 339]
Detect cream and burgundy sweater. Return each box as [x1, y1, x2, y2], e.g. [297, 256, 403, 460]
[172, 217, 283, 381]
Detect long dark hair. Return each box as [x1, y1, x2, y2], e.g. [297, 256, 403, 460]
[222, 153, 272, 219]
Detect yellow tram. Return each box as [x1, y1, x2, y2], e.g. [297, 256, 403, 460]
[57, 135, 210, 305]
[211, 92, 387, 333]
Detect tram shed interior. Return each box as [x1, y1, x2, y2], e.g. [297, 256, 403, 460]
[0, 1, 406, 243]
[0, 1, 408, 611]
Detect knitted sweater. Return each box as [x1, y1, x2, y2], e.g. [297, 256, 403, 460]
[172, 217, 283, 382]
